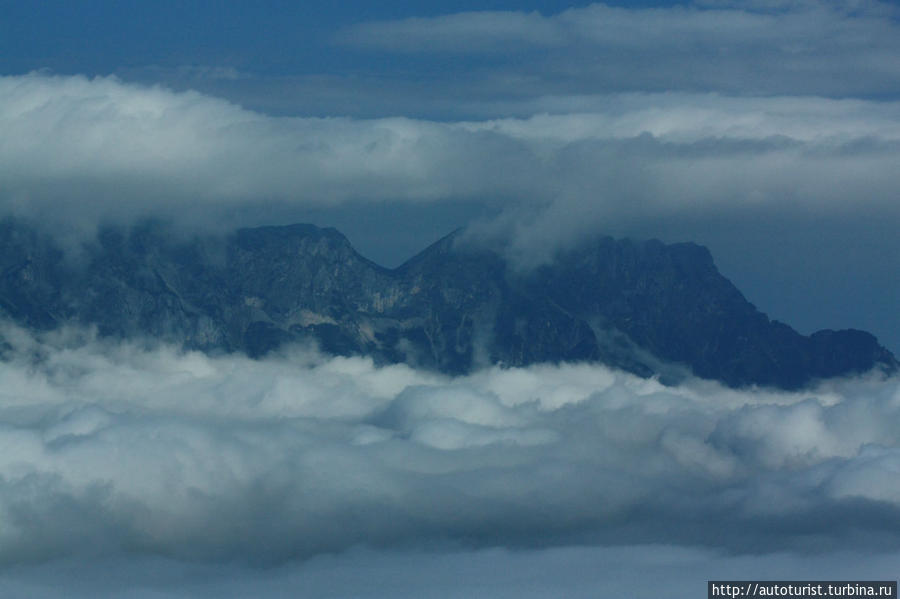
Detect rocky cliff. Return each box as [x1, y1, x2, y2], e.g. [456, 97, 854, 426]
[0, 218, 895, 389]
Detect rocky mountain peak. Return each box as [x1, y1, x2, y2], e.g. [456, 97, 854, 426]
[0, 218, 895, 389]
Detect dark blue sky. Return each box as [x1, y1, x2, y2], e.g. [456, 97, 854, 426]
[1, 1, 675, 74]
[0, 1, 596, 76]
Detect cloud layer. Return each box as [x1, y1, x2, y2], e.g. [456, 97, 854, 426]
[3, 72, 899, 232]
[0, 73, 539, 228]
[338, 1, 900, 98]
[1, 321, 899, 571]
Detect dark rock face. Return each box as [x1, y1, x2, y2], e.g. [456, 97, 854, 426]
[0, 218, 895, 389]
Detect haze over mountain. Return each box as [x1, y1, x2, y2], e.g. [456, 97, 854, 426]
[1, 218, 894, 390]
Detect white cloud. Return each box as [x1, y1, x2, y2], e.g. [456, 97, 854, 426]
[0, 321, 899, 572]
[461, 94, 900, 144]
[0, 73, 541, 229]
[3, 73, 899, 235]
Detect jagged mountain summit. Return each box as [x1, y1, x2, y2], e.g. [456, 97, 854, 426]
[0, 218, 895, 389]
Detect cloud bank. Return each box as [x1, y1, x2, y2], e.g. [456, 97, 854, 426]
[1, 320, 899, 572]
[0, 73, 540, 229]
[3, 72, 899, 234]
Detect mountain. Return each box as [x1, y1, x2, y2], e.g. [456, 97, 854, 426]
[0, 218, 895, 389]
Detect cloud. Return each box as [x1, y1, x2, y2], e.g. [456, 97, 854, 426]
[337, 1, 900, 98]
[336, 10, 566, 53]
[0, 320, 899, 573]
[3, 73, 900, 233]
[0, 73, 544, 230]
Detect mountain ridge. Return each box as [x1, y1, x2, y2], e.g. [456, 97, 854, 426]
[0, 218, 895, 389]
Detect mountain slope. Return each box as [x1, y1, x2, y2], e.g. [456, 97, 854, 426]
[0, 218, 895, 389]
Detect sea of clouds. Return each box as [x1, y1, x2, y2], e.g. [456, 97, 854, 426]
[0, 321, 898, 595]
